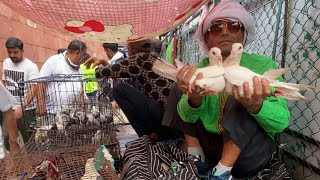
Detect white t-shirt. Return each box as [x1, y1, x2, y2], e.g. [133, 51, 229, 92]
[108, 51, 124, 65]
[2, 58, 39, 110]
[0, 81, 16, 112]
[40, 52, 84, 114]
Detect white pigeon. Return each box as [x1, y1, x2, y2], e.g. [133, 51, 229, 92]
[92, 130, 102, 145]
[152, 47, 225, 94]
[60, 105, 71, 115]
[76, 111, 87, 125]
[35, 128, 48, 144]
[223, 43, 314, 100]
[91, 106, 100, 118]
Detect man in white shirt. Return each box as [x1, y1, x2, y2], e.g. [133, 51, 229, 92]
[38, 40, 88, 117]
[102, 43, 124, 65]
[0, 82, 20, 157]
[2, 37, 39, 148]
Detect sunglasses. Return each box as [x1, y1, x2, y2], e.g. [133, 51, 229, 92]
[207, 20, 243, 35]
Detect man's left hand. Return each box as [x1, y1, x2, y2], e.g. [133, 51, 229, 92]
[14, 106, 23, 120]
[232, 76, 270, 114]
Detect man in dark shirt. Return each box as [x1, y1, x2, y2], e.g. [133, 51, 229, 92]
[85, 39, 181, 141]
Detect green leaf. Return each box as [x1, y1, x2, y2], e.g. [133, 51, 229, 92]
[317, 50, 320, 58]
[305, 32, 312, 41]
[292, 54, 298, 61]
[308, 60, 314, 67]
[302, 51, 309, 58]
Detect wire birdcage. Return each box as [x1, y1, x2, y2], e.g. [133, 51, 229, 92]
[0, 146, 120, 179]
[2, 74, 123, 179]
[17, 74, 113, 132]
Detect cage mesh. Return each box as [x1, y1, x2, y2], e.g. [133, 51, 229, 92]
[1, 74, 121, 179]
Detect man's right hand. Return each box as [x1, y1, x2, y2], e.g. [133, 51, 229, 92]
[84, 57, 109, 69]
[176, 65, 205, 107]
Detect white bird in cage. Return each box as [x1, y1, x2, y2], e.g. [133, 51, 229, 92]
[152, 47, 226, 94]
[75, 110, 87, 125]
[60, 105, 71, 115]
[223, 43, 314, 100]
[55, 113, 71, 130]
[92, 130, 103, 145]
[35, 128, 48, 144]
[87, 113, 97, 126]
[81, 158, 103, 180]
[91, 106, 100, 118]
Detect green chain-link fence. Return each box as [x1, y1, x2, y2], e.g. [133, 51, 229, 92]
[174, 0, 320, 179]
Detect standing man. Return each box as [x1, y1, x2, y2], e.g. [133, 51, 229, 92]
[102, 43, 124, 65]
[80, 53, 98, 98]
[85, 39, 182, 142]
[38, 40, 88, 116]
[2, 37, 39, 148]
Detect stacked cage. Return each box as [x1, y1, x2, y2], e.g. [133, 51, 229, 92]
[0, 74, 121, 179]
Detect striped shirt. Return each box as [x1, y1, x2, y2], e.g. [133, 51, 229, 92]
[96, 53, 173, 109]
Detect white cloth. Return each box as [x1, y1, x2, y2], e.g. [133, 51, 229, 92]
[108, 51, 124, 65]
[0, 81, 16, 112]
[195, 0, 255, 50]
[0, 81, 16, 159]
[40, 52, 84, 114]
[2, 58, 39, 110]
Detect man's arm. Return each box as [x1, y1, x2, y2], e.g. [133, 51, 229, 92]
[250, 96, 290, 138]
[4, 109, 20, 155]
[14, 84, 38, 119]
[177, 94, 208, 123]
[0, 82, 20, 155]
[35, 82, 47, 116]
[235, 54, 291, 138]
[14, 63, 40, 119]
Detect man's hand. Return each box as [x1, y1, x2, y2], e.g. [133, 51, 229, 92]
[84, 56, 109, 69]
[176, 65, 213, 107]
[14, 106, 23, 120]
[232, 76, 270, 114]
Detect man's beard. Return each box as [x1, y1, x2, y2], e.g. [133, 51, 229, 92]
[10, 57, 23, 63]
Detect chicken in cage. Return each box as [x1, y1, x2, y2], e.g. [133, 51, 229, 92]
[0, 145, 120, 179]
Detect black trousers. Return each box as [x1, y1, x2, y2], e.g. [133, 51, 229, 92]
[112, 83, 181, 140]
[170, 96, 277, 179]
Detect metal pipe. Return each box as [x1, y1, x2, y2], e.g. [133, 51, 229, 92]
[272, 0, 284, 60]
[281, 0, 289, 68]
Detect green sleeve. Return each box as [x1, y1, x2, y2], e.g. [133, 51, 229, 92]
[243, 54, 290, 138]
[165, 39, 173, 64]
[177, 57, 210, 123]
[251, 97, 290, 138]
[177, 94, 206, 123]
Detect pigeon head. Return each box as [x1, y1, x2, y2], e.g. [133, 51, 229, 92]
[208, 47, 223, 66]
[231, 43, 243, 55]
